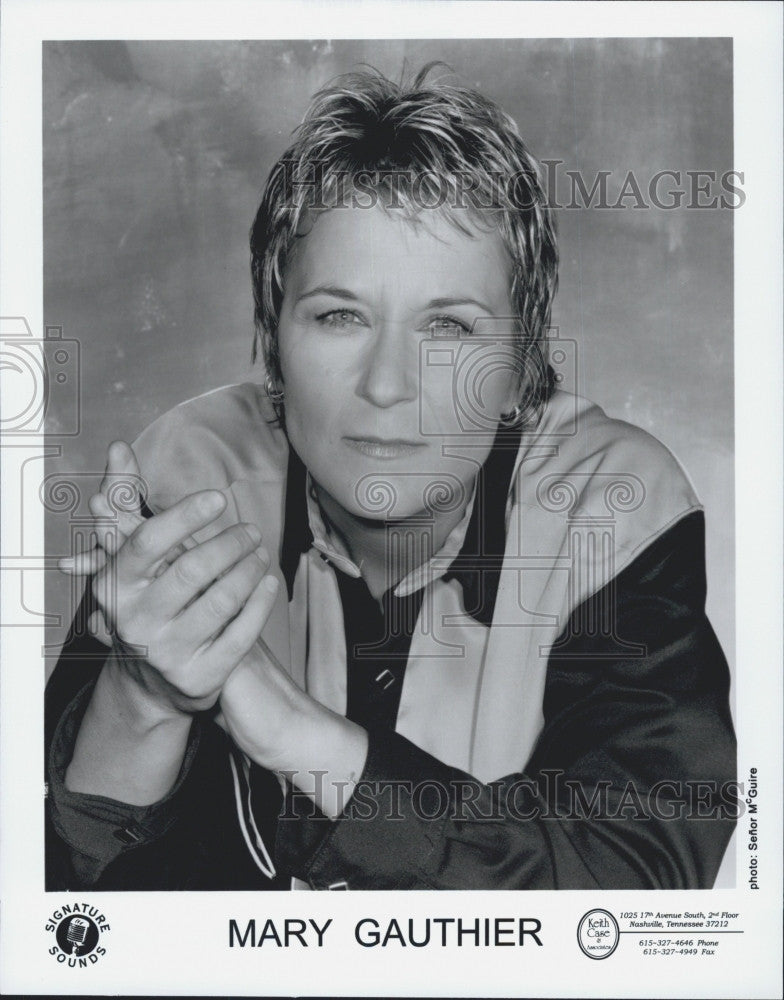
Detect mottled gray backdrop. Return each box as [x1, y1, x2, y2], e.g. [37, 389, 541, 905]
[43, 38, 734, 700]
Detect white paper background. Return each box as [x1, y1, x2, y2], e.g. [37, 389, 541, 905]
[1, 2, 781, 997]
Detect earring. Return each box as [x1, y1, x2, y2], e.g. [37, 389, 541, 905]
[500, 404, 524, 427]
[264, 373, 284, 403]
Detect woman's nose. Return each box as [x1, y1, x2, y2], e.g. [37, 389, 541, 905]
[356, 321, 419, 408]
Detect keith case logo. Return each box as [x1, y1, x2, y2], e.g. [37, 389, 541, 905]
[577, 908, 620, 959]
[46, 903, 111, 968]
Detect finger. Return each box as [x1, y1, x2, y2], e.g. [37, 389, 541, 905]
[87, 494, 126, 555]
[99, 440, 138, 487]
[161, 536, 268, 631]
[151, 522, 265, 617]
[87, 608, 112, 647]
[206, 574, 280, 670]
[151, 541, 190, 577]
[89, 490, 188, 574]
[59, 547, 108, 576]
[119, 489, 228, 579]
[92, 479, 143, 550]
[96, 441, 150, 547]
[99, 441, 143, 510]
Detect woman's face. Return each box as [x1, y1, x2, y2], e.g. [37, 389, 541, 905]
[277, 205, 520, 522]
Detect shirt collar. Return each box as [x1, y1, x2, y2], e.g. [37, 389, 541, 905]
[305, 470, 480, 598]
[280, 422, 523, 616]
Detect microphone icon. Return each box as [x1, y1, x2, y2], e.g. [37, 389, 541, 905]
[65, 917, 89, 954]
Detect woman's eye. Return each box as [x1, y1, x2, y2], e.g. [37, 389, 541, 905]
[317, 309, 363, 329]
[428, 315, 472, 337]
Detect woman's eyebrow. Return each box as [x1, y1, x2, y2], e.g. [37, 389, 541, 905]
[295, 288, 496, 314]
[296, 284, 359, 303]
[425, 296, 496, 314]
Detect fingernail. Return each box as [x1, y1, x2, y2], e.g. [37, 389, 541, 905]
[201, 491, 225, 514]
[246, 524, 262, 545]
[262, 575, 278, 594]
[256, 545, 269, 563]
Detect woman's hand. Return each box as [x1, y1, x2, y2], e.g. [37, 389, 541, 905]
[62, 440, 366, 813]
[62, 441, 280, 805]
[59, 440, 183, 644]
[64, 441, 279, 724]
[98, 495, 278, 719]
[218, 645, 369, 820]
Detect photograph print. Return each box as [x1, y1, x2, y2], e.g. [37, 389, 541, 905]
[42, 37, 737, 892]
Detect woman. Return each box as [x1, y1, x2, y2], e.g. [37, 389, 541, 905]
[46, 66, 736, 890]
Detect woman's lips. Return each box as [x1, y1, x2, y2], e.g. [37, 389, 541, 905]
[343, 436, 425, 459]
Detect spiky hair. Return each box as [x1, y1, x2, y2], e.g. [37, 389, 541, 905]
[249, 64, 558, 426]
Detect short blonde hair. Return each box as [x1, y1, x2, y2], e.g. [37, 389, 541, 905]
[250, 64, 558, 426]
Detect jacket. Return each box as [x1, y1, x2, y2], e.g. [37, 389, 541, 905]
[46, 384, 737, 890]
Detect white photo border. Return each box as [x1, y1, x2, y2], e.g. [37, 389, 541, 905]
[1, 2, 781, 997]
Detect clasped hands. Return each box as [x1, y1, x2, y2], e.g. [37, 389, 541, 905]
[60, 442, 365, 794]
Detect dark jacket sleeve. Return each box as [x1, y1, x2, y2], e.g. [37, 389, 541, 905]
[275, 511, 738, 889]
[44, 587, 286, 891]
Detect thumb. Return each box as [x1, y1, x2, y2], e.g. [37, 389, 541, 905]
[87, 608, 112, 648]
[99, 440, 146, 540]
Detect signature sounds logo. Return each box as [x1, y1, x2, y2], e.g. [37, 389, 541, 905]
[46, 903, 111, 968]
[577, 909, 620, 959]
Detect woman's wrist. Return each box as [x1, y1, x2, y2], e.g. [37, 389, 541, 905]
[100, 652, 193, 735]
[64, 655, 194, 804]
[278, 696, 369, 820]
[220, 655, 368, 820]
